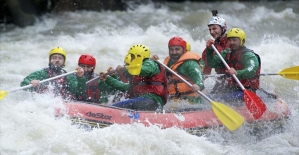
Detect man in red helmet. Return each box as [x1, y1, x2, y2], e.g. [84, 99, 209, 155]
[152, 36, 205, 104]
[76, 54, 116, 104]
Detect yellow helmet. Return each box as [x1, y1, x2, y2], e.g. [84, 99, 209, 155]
[127, 44, 150, 59]
[227, 28, 246, 46]
[186, 42, 191, 51]
[124, 44, 150, 75]
[49, 47, 66, 65]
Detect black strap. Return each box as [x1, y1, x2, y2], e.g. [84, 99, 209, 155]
[137, 82, 164, 85]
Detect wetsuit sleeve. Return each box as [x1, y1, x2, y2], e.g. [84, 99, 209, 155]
[66, 75, 86, 96]
[138, 59, 160, 77]
[20, 69, 49, 86]
[206, 48, 228, 69]
[179, 60, 205, 91]
[98, 79, 116, 94]
[105, 76, 130, 92]
[236, 52, 260, 79]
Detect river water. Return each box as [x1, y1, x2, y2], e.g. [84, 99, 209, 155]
[0, 1, 299, 155]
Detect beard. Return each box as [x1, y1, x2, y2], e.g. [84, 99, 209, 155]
[49, 64, 64, 73]
[170, 54, 181, 62]
[84, 71, 93, 79]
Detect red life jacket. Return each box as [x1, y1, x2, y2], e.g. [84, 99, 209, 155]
[127, 62, 168, 105]
[225, 48, 261, 90]
[77, 73, 101, 103]
[202, 36, 228, 75]
[43, 67, 75, 99]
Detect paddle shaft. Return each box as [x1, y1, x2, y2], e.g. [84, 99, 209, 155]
[205, 73, 286, 77]
[86, 70, 117, 84]
[157, 60, 212, 103]
[211, 45, 246, 90]
[10, 70, 77, 93]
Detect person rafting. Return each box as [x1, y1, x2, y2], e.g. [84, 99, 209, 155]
[75, 54, 116, 104]
[202, 10, 228, 75]
[205, 28, 261, 102]
[20, 47, 86, 99]
[99, 44, 168, 111]
[151, 36, 205, 104]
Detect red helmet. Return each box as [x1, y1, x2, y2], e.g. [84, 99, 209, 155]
[168, 37, 187, 52]
[78, 54, 96, 68]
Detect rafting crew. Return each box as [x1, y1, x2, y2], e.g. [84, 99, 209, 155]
[205, 28, 261, 102]
[151, 36, 205, 104]
[18, 25, 261, 110]
[20, 47, 86, 99]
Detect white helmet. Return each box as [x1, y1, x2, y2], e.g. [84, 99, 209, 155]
[208, 16, 226, 28]
[207, 10, 226, 28]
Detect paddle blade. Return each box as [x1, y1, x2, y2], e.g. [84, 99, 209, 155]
[211, 101, 244, 131]
[278, 66, 299, 80]
[0, 90, 9, 100]
[244, 90, 267, 119]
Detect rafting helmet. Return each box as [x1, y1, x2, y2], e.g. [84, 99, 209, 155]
[78, 54, 96, 71]
[186, 42, 191, 51]
[49, 47, 66, 66]
[227, 28, 246, 46]
[127, 44, 150, 60]
[168, 36, 187, 52]
[207, 10, 226, 28]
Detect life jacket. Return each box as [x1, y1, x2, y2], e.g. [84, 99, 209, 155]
[224, 47, 261, 90]
[202, 36, 228, 75]
[43, 67, 75, 99]
[77, 73, 101, 103]
[127, 62, 168, 105]
[118, 69, 129, 83]
[164, 52, 202, 98]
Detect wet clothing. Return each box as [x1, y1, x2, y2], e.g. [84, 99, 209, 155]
[104, 59, 167, 110]
[76, 73, 116, 103]
[206, 46, 261, 96]
[202, 36, 228, 75]
[20, 67, 86, 99]
[164, 52, 204, 103]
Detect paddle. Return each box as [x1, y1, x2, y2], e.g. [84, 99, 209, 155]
[156, 60, 244, 131]
[205, 66, 299, 81]
[86, 70, 118, 84]
[211, 45, 266, 119]
[0, 70, 77, 100]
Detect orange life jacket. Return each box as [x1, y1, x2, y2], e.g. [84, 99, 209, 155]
[164, 52, 202, 98]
